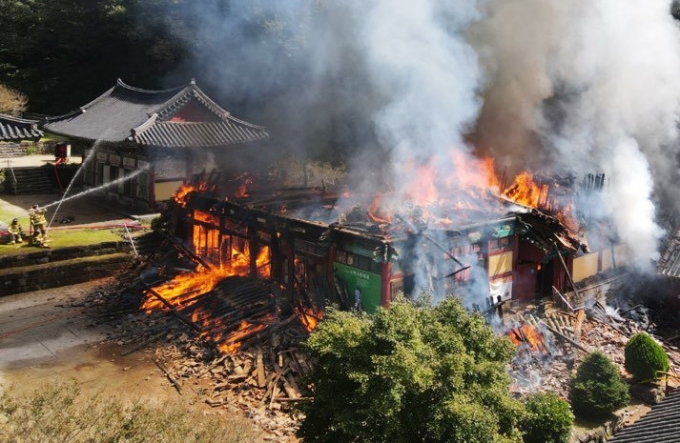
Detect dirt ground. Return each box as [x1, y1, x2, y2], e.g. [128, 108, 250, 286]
[0, 278, 180, 402]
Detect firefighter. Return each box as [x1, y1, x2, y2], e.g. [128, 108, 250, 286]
[29, 204, 48, 246]
[8, 218, 23, 244]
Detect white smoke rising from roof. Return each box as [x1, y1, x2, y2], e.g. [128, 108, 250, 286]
[471, 0, 680, 267]
[552, 0, 680, 266]
[174, 0, 680, 269]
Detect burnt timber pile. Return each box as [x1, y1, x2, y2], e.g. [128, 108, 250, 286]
[87, 235, 317, 440]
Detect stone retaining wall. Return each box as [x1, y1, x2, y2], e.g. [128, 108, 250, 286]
[0, 242, 133, 296]
[0, 241, 130, 268]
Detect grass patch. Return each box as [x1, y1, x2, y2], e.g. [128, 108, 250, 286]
[0, 227, 134, 255]
[0, 380, 260, 443]
[46, 227, 125, 248]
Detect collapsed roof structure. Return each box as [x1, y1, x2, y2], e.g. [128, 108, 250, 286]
[165, 170, 626, 313]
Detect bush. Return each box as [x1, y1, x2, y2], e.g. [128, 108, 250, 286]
[568, 351, 629, 419]
[297, 298, 525, 443]
[624, 332, 669, 382]
[0, 380, 259, 442]
[521, 393, 574, 443]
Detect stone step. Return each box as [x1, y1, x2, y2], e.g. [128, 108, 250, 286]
[4, 166, 57, 194]
[132, 232, 166, 256]
[0, 143, 25, 158]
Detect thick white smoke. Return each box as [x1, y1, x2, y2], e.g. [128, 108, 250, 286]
[175, 0, 680, 271]
[471, 0, 680, 268]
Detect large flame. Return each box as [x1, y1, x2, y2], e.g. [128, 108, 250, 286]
[142, 241, 271, 313]
[508, 323, 549, 355]
[503, 172, 548, 208]
[394, 153, 578, 229]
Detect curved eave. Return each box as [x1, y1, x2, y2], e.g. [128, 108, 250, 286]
[0, 115, 43, 141]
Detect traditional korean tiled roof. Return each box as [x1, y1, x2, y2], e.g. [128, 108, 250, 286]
[43, 79, 268, 148]
[0, 114, 42, 141]
[607, 388, 680, 443]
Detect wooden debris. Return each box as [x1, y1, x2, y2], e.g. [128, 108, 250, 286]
[154, 358, 182, 394]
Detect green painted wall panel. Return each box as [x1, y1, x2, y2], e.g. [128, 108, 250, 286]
[334, 262, 382, 314]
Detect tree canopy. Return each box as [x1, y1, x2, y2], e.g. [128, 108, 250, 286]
[0, 0, 188, 114]
[298, 298, 525, 443]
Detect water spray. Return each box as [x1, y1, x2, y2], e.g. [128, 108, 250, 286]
[46, 141, 101, 230]
[42, 165, 149, 232]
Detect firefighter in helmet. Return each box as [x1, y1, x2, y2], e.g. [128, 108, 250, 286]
[29, 204, 48, 246]
[8, 218, 23, 244]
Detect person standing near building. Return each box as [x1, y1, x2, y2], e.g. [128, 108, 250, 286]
[8, 218, 23, 244]
[29, 204, 48, 246]
[354, 287, 363, 311]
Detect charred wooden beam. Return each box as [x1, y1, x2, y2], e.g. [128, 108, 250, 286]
[168, 236, 213, 271]
[144, 286, 202, 332]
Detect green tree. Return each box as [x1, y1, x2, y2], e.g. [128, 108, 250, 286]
[0, 0, 187, 114]
[521, 393, 573, 443]
[569, 351, 629, 419]
[624, 332, 669, 382]
[298, 298, 525, 443]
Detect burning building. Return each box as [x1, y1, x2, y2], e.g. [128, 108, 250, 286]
[166, 166, 627, 313]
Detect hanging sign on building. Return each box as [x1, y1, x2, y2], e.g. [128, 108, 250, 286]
[109, 154, 121, 166]
[155, 158, 186, 180]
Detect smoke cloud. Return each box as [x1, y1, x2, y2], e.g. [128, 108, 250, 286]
[471, 0, 680, 267]
[169, 0, 680, 272]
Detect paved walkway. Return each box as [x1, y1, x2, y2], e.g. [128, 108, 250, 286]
[0, 279, 179, 401]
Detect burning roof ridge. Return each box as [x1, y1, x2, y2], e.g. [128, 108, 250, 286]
[153, 84, 268, 132]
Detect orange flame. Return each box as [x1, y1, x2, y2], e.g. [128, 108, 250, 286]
[296, 305, 323, 332]
[142, 267, 225, 312]
[503, 172, 548, 208]
[142, 222, 273, 354]
[174, 184, 197, 208]
[368, 193, 392, 224]
[193, 314, 274, 354]
[508, 324, 548, 354]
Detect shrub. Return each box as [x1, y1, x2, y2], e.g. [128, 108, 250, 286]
[297, 299, 525, 443]
[568, 351, 629, 419]
[521, 393, 574, 443]
[624, 332, 669, 382]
